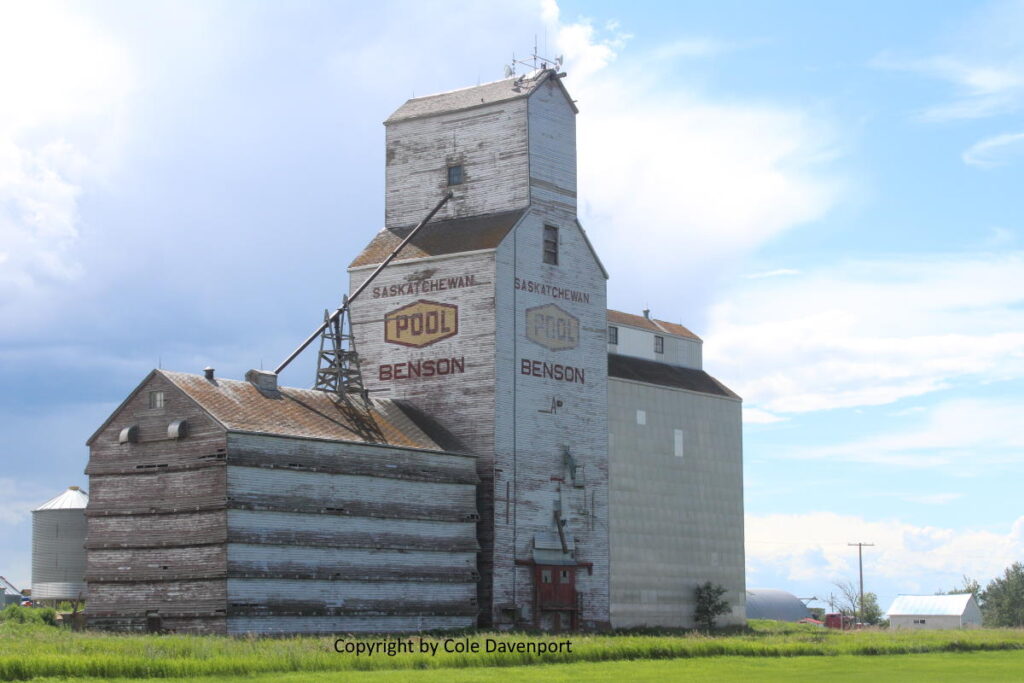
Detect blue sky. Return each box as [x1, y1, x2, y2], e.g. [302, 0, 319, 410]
[2, 0, 1022, 615]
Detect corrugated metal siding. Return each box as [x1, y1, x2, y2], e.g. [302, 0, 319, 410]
[32, 508, 88, 600]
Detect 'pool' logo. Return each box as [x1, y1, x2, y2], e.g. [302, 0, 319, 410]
[384, 300, 459, 348]
[526, 303, 579, 351]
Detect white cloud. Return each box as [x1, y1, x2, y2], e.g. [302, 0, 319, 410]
[873, 3, 1024, 122]
[793, 397, 1024, 468]
[541, 5, 843, 312]
[0, 478, 54, 525]
[962, 131, 1024, 167]
[705, 251, 1024, 415]
[745, 268, 801, 280]
[903, 493, 963, 505]
[747, 511, 1024, 590]
[743, 407, 787, 424]
[0, 2, 133, 310]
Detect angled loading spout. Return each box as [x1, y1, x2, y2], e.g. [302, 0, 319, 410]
[274, 191, 454, 376]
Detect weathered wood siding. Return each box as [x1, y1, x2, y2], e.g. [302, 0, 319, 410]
[385, 99, 529, 227]
[224, 433, 479, 633]
[85, 372, 229, 633]
[353, 76, 610, 629]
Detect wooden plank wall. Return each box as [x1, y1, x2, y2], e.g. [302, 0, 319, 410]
[85, 373, 229, 633]
[224, 433, 480, 634]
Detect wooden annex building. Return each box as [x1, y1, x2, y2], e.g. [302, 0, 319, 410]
[85, 370, 478, 634]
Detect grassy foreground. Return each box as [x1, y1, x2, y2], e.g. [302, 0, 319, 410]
[1, 618, 1023, 681]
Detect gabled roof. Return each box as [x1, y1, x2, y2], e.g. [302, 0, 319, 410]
[385, 69, 576, 124]
[886, 594, 976, 617]
[607, 309, 701, 342]
[89, 370, 462, 453]
[608, 353, 740, 399]
[34, 487, 88, 512]
[349, 209, 524, 269]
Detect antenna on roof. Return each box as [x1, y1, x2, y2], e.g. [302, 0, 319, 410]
[506, 44, 565, 80]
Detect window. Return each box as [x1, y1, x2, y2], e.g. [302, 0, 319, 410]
[654, 335, 664, 354]
[541, 569, 552, 584]
[636, 410, 646, 425]
[607, 325, 618, 345]
[447, 164, 463, 185]
[149, 391, 165, 409]
[559, 569, 571, 583]
[543, 226, 559, 265]
[674, 429, 684, 458]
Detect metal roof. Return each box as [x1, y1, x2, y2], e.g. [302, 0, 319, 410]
[33, 487, 89, 512]
[608, 354, 740, 399]
[607, 309, 702, 342]
[886, 594, 976, 616]
[159, 371, 451, 450]
[385, 69, 575, 124]
[350, 209, 525, 269]
[745, 589, 811, 622]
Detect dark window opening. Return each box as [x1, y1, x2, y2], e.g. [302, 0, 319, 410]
[543, 226, 559, 265]
[654, 335, 664, 354]
[608, 325, 618, 344]
[447, 164, 463, 186]
[559, 569, 571, 583]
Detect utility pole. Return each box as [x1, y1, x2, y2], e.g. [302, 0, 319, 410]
[848, 542, 875, 624]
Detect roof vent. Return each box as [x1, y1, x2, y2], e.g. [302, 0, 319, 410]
[118, 425, 139, 444]
[68, 486, 80, 491]
[245, 369, 279, 393]
[167, 419, 188, 440]
[204, 367, 215, 380]
[642, 307, 651, 319]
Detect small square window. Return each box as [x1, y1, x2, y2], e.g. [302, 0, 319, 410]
[541, 569, 552, 584]
[543, 226, 558, 265]
[636, 410, 646, 425]
[559, 569, 571, 583]
[447, 164, 463, 186]
[654, 335, 664, 354]
[149, 391, 165, 409]
[607, 325, 618, 345]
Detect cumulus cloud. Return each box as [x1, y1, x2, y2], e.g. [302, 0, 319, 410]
[0, 2, 132, 312]
[747, 511, 1024, 591]
[705, 251, 1024, 415]
[542, 3, 844, 316]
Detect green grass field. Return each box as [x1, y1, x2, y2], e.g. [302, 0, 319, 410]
[2, 613, 1023, 682]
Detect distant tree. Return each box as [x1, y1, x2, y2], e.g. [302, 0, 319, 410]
[834, 579, 883, 624]
[693, 581, 730, 630]
[938, 575, 982, 602]
[981, 562, 1024, 627]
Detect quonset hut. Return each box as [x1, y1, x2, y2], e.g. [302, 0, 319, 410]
[85, 69, 744, 633]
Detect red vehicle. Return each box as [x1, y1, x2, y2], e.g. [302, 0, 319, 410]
[824, 613, 855, 629]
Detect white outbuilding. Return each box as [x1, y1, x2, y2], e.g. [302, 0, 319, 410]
[886, 594, 982, 629]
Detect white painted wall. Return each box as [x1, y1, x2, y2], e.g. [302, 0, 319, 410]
[608, 324, 702, 369]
